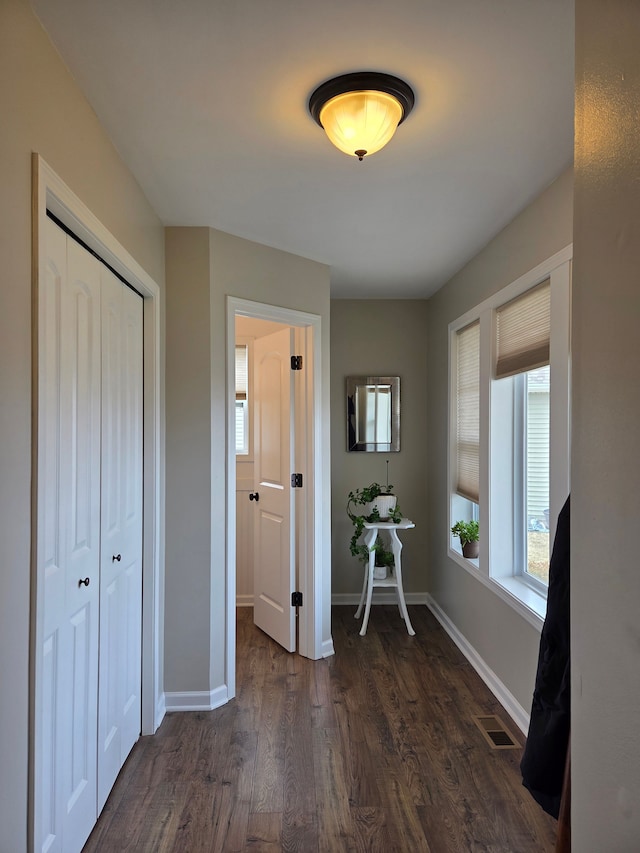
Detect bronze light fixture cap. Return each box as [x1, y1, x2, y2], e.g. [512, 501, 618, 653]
[309, 72, 415, 161]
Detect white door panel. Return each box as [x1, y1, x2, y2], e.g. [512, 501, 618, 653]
[98, 268, 143, 812]
[235, 473, 254, 602]
[38, 220, 101, 853]
[117, 284, 143, 761]
[41, 233, 65, 643]
[97, 267, 123, 808]
[253, 328, 296, 652]
[39, 222, 67, 853]
[60, 236, 102, 853]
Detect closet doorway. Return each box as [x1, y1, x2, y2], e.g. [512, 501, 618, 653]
[31, 156, 163, 853]
[34, 215, 142, 853]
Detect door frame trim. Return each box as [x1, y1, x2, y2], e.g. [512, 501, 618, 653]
[30, 155, 164, 844]
[226, 297, 323, 697]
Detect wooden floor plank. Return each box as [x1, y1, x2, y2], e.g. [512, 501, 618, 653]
[312, 726, 356, 850]
[283, 669, 317, 815]
[245, 812, 282, 851]
[211, 729, 258, 852]
[83, 605, 557, 852]
[350, 806, 392, 853]
[281, 811, 319, 853]
[249, 672, 286, 814]
[168, 782, 220, 853]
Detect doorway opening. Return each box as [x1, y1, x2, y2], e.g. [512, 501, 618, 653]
[226, 297, 327, 699]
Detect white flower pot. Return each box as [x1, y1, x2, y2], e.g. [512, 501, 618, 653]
[373, 566, 388, 580]
[366, 494, 397, 521]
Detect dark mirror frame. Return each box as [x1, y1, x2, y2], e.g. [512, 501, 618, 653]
[346, 375, 401, 452]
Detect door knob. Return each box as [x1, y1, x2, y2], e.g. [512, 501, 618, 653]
[78, 577, 90, 587]
[249, 492, 259, 502]
[112, 554, 122, 562]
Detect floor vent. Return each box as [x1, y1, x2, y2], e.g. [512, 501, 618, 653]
[472, 715, 520, 750]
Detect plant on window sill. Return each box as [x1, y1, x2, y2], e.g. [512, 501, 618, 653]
[451, 519, 480, 559]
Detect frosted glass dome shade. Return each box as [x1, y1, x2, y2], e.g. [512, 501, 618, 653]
[319, 90, 403, 160]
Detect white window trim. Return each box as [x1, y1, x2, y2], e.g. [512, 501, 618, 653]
[448, 245, 571, 630]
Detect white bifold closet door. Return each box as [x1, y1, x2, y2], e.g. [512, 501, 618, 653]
[97, 257, 143, 811]
[37, 217, 142, 853]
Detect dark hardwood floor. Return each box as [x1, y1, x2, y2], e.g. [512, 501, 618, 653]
[83, 605, 557, 852]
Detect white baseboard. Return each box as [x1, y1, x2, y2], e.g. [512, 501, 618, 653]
[425, 595, 530, 735]
[235, 595, 253, 607]
[331, 591, 430, 606]
[321, 638, 335, 658]
[155, 693, 166, 731]
[164, 684, 229, 713]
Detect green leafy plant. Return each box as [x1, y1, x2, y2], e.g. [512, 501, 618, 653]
[450, 519, 479, 546]
[347, 482, 394, 515]
[347, 481, 402, 568]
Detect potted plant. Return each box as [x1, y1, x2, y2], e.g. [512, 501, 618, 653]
[451, 519, 480, 558]
[347, 460, 398, 521]
[347, 473, 402, 578]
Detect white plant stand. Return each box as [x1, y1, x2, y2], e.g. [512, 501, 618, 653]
[355, 519, 416, 636]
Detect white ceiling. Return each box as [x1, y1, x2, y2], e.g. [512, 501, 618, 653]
[31, 0, 574, 298]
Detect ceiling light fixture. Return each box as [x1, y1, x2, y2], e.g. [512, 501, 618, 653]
[309, 71, 415, 161]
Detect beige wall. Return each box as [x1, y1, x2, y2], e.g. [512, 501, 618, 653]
[0, 1, 165, 848]
[164, 228, 331, 696]
[330, 300, 429, 596]
[164, 229, 212, 690]
[573, 1, 640, 846]
[425, 167, 573, 710]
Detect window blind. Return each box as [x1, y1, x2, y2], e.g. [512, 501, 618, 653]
[235, 401, 248, 454]
[456, 320, 480, 503]
[495, 279, 550, 379]
[235, 344, 248, 400]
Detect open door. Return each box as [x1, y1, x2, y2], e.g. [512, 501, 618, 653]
[252, 327, 296, 651]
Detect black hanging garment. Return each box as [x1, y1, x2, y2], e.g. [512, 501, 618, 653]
[521, 495, 570, 819]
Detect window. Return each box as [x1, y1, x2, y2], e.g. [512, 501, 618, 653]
[495, 280, 551, 592]
[449, 248, 571, 623]
[524, 364, 550, 585]
[235, 343, 249, 455]
[450, 321, 480, 558]
[455, 321, 480, 504]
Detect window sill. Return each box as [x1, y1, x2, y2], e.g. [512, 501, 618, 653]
[493, 576, 547, 624]
[448, 547, 546, 630]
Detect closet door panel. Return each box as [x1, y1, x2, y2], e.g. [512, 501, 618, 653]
[40, 633, 60, 853]
[100, 271, 123, 564]
[38, 226, 102, 853]
[38, 220, 67, 853]
[118, 282, 143, 763]
[41, 228, 65, 642]
[98, 269, 143, 812]
[60, 237, 102, 853]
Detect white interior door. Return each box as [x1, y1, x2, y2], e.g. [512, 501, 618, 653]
[39, 219, 101, 853]
[98, 269, 143, 811]
[252, 327, 296, 651]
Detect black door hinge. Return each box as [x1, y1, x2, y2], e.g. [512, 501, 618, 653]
[291, 355, 303, 370]
[291, 591, 303, 607]
[291, 473, 303, 488]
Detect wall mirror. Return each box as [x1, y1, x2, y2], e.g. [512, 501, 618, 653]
[346, 376, 400, 452]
